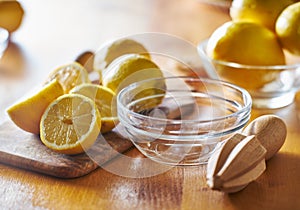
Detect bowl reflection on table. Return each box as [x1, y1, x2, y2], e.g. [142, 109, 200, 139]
[117, 77, 251, 166]
[198, 39, 300, 109]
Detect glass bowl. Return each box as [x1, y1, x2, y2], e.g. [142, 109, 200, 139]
[117, 76, 252, 166]
[0, 27, 8, 57]
[198, 39, 300, 109]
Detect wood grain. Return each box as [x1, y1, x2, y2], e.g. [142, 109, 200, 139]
[1, 0, 300, 209]
[0, 121, 133, 178]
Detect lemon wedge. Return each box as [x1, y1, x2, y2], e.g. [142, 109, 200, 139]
[7, 79, 64, 134]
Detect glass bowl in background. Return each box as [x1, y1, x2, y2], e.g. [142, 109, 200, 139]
[0, 27, 8, 57]
[198, 39, 300, 109]
[117, 77, 252, 166]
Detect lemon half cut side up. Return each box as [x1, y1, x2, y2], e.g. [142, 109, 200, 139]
[45, 62, 91, 93]
[40, 94, 101, 155]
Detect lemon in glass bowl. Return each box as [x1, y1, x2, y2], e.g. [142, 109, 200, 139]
[198, 21, 300, 109]
[276, 2, 300, 56]
[205, 21, 285, 89]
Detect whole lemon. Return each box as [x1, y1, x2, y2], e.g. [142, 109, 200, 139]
[0, 0, 24, 33]
[206, 21, 285, 89]
[102, 54, 165, 110]
[230, 0, 294, 31]
[94, 39, 150, 83]
[276, 2, 300, 55]
[207, 21, 285, 65]
[102, 54, 163, 93]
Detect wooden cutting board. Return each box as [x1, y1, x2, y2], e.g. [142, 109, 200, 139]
[0, 121, 133, 178]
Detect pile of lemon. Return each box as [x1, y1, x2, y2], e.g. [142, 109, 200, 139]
[7, 39, 163, 155]
[207, 0, 300, 68]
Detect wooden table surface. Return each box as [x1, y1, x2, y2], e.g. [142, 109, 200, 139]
[1, 0, 300, 209]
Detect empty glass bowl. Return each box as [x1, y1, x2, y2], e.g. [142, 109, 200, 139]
[117, 76, 252, 166]
[198, 39, 300, 109]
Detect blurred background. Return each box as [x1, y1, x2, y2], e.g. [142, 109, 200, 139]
[0, 0, 230, 122]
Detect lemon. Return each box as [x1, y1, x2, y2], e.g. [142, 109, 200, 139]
[70, 84, 118, 133]
[0, 0, 24, 33]
[102, 54, 165, 110]
[276, 2, 300, 55]
[207, 21, 285, 65]
[230, 0, 294, 31]
[45, 62, 90, 93]
[6, 79, 64, 134]
[94, 39, 150, 83]
[206, 21, 285, 89]
[102, 54, 163, 93]
[40, 94, 101, 155]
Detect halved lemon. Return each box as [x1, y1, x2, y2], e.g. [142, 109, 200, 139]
[7, 79, 64, 134]
[70, 83, 118, 133]
[40, 94, 101, 155]
[45, 62, 90, 93]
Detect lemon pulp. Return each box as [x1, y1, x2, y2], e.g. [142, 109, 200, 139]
[45, 62, 90, 93]
[40, 94, 101, 155]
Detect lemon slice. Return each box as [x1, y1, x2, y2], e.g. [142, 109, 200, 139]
[70, 83, 118, 133]
[40, 94, 101, 155]
[45, 62, 90, 93]
[7, 79, 64, 134]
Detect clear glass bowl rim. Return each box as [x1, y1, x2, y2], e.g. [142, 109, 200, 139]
[117, 76, 252, 125]
[198, 39, 300, 70]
